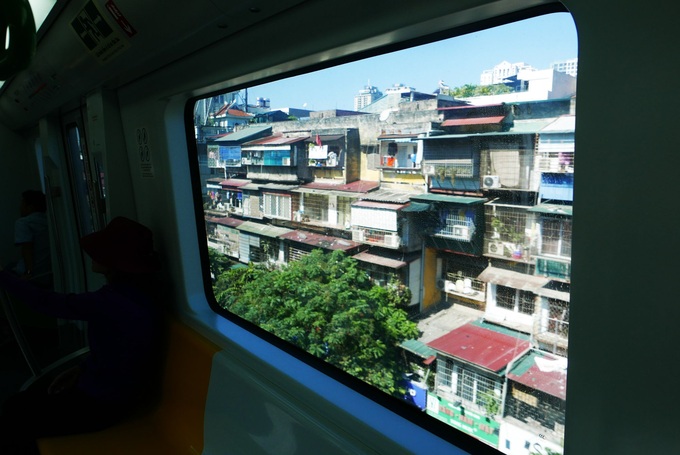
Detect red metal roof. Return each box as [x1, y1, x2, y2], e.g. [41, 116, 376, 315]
[280, 230, 360, 251]
[441, 116, 506, 127]
[507, 352, 567, 400]
[427, 323, 530, 373]
[219, 179, 251, 189]
[205, 216, 244, 228]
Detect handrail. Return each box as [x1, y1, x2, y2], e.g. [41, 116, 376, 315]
[0, 287, 42, 377]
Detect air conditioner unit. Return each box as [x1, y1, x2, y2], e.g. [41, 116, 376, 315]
[281, 157, 291, 166]
[488, 241, 505, 255]
[351, 230, 365, 242]
[483, 175, 501, 189]
[423, 164, 436, 176]
[451, 225, 470, 240]
[384, 234, 400, 248]
[436, 278, 446, 290]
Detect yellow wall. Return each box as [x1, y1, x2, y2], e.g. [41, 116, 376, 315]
[421, 247, 440, 312]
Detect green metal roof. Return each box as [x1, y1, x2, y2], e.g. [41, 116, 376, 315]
[528, 204, 573, 216]
[402, 201, 432, 212]
[401, 339, 437, 359]
[410, 193, 486, 205]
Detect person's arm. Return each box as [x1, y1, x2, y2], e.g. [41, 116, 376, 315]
[18, 242, 34, 278]
[0, 269, 101, 321]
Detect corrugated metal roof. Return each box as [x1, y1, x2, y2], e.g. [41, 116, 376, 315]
[296, 180, 380, 194]
[207, 216, 244, 228]
[219, 179, 251, 188]
[528, 204, 573, 216]
[507, 350, 567, 400]
[401, 339, 437, 359]
[510, 118, 556, 134]
[410, 193, 486, 205]
[280, 231, 360, 250]
[541, 115, 575, 133]
[477, 266, 550, 292]
[353, 251, 407, 269]
[305, 134, 344, 142]
[215, 126, 271, 143]
[359, 187, 425, 204]
[441, 116, 506, 127]
[237, 221, 292, 238]
[242, 134, 309, 146]
[427, 323, 530, 373]
[259, 183, 298, 192]
[352, 200, 408, 211]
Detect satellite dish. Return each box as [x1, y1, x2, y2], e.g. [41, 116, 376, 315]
[379, 110, 391, 121]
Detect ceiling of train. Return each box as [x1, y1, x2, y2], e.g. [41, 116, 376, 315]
[0, 0, 307, 129]
[0, 0, 561, 131]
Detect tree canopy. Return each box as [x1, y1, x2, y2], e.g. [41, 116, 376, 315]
[213, 249, 419, 394]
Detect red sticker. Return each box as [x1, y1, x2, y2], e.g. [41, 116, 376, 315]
[105, 0, 137, 37]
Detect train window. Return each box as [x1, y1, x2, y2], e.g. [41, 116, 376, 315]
[192, 12, 576, 453]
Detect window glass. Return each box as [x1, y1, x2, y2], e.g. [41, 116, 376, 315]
[193, 12, 576, 453]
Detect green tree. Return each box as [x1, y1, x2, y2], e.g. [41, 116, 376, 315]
[213, 250, 419, 394]
[450, 83, 512, 97]
[208, 247, 232, 282]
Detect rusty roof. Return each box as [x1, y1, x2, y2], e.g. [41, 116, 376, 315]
[441, 116, 506, 127]
[427, 323, 530, 373]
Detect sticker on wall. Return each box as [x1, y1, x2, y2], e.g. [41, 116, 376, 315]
[137, 127, 154, 178]
[71, 0, 132, 64]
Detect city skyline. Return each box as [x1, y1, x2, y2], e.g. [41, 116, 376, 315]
[246, 12, 577, 111]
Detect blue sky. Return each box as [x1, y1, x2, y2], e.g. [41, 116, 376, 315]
[247, 13, 577, 111]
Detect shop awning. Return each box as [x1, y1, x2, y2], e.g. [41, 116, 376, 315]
[411, 193, 486, 205]
[353, 252, 407, 269]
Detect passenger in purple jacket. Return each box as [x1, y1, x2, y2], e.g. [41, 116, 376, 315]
[0, 216, 163, 455]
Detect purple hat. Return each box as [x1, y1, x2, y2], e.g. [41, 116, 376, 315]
[80, 217, 160, 274]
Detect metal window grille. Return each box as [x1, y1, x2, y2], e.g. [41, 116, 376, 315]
[302, 193, 328, 222]
[455, 366, 498, 408]
[540, 217, 572, 257]
[496, 285, 516, 310]
[264, 193, 291, 219]
[548, 298, 569, 338]
[436, 358, 454, 389]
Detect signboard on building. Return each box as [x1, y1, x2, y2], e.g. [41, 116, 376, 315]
[426, 393, 500, 448]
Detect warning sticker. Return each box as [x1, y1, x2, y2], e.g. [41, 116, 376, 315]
[71, 0, 130, 64]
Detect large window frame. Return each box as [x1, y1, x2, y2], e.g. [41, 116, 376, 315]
[186, 7, 575, 455]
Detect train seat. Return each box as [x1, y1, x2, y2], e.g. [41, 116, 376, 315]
[37, 317, 220, 455]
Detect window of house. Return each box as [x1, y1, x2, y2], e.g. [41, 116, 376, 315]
[540, 217, 572, 257]
[263, 193, 291, 219]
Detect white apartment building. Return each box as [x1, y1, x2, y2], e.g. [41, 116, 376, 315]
[354, 85, 383, 110]
[551, 58, 578, 77]
[480, 61, 536, 85]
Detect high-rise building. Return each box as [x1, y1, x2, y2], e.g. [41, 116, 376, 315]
[551, 58, 578, 77]
[354, 85, 383, 110]
[480, 61, 536, 85]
